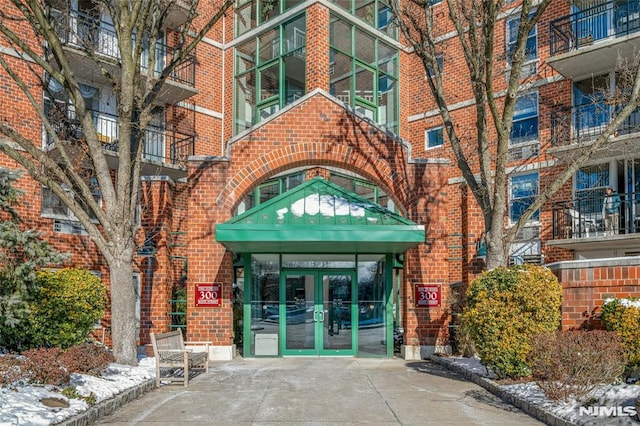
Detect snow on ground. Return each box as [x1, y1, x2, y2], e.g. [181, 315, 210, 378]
[0, 357, 154, 426]
[437, 356, 640, 425]
[1, 355, 639, 425]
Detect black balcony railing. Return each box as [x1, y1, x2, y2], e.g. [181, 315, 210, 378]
[552, 190, 640, 239]
[50, 9, 195, 87]
[550, 0, 640, 56]
[550, 103, 640, 147]
[45, 104, 195, 167]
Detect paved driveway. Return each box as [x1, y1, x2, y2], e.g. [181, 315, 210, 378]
[97, 357, 543, 425]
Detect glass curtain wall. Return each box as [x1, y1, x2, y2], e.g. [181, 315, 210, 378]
[245, 254, 390, 357]
[235, 15, 306, 134]
[236, 0, 306, 35]
[331, 0, 398, 39]
[329, 14, 398, 134]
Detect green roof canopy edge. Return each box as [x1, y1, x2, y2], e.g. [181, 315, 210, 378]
[216, 177, 425, 253]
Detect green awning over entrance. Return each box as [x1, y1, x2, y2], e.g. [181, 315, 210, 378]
[216, 177, 425, 254]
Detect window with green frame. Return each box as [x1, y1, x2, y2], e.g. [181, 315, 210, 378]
[235, 0, 306, 36]
[234, 14, 306, 134]
[329, 14, 398, 135]
[235, 170, 396, 216]
[236, 171, 306, 215]
[329, 172, 392, 211]
[331, 0, 398, 39]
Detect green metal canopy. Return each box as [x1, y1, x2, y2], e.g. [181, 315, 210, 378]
[216, 177, 425, 254]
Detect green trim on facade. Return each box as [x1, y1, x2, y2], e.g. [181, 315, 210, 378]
[216, 177, 424, 253]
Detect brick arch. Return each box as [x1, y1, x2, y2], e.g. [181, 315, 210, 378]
[216, 141, 418, 214]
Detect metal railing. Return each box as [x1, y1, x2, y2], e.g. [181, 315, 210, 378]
[550, 103, 640, 147]
[45, 104, 195, 167]
[552, 190, 640, 239]
[550, 0, 640, 56]
[549, 0, 640, 56]
[51, 9, 195, 87]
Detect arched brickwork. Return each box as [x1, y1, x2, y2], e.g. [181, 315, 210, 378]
[186, 91, 451, 358]
[217, 91, 421, 216]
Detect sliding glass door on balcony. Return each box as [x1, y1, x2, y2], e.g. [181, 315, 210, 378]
[574, 0, 640, 40]
[573, 76, 609, 139]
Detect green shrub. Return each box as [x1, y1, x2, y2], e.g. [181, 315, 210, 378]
[600, 298, 640, 375]
[529, 330, 626, 402]
[462, 264, 562, 378]
[27, 268, 106, 348]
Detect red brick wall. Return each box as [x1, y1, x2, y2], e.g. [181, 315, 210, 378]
[551, 260, 640, 330]
[186, 90, 455, 346]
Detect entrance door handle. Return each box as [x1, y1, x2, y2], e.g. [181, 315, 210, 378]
[318, 310, 325, 322]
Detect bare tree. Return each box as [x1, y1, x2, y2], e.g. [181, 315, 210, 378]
[0, 0, 232, 365]
[391, 0, 640, 269]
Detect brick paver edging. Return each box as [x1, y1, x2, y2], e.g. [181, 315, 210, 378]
[55, 379, 155, 426]
[428, 355, 576, 426]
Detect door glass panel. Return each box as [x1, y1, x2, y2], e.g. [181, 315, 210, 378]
[322, 274, 352, 350]
[250, 254, 280, 356]
[285, 274, 315, 350]
[357, 256, 387, 356]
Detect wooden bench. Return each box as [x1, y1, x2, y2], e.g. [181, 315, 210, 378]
[150, 330, 210, 387]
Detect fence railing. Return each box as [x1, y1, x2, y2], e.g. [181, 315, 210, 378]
[51, 9, 195, 87]
[550, 0, 640, 56]
[550, 103, 640, 147]
[552, 190, 640, 239]
[45, 104, 195, 167]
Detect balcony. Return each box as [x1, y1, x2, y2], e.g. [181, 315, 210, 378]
[45, 104, 195, 181]
[49, 10, 197, 105]
[550, 190, 640, 251]
[163, 0, 194, 30]
[548, 0, 640, 79]
[549, 102, 640, 159]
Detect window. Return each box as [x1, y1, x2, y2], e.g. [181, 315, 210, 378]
[333, 0, 399, 39]
[236, 170, 306, 214]
[42, 180, 102, 234]
[234, 15, 306, 134]
[44, 79, 99, 147]
[506, 13, 537, 74]
[235, 0, 305, 35]
[575, 163, 610, 215]
[329, 172, 393, 210]
[427, 54, 444, 78]
[329, 14, 399, 134]
[426, 127, 444, 149]
[511, 92, 538, 144]
[509, 172, 539, 223]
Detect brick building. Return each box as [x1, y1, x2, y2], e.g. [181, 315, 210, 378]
[1, 0, 639, 360]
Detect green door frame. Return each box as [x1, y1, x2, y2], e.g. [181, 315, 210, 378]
[280, 269, 356, 356]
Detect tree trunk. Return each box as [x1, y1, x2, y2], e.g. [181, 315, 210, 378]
[485, 231, 507, 270]
[108, 247, 138, 365]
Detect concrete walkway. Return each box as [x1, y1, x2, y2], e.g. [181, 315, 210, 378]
[96, 357, 543, 425]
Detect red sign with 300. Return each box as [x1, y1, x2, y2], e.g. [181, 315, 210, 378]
[195, 283, 221, 307]
[415, 284, 441, 308]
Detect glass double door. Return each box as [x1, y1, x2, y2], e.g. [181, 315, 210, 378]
[281, 270, 355, 356]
